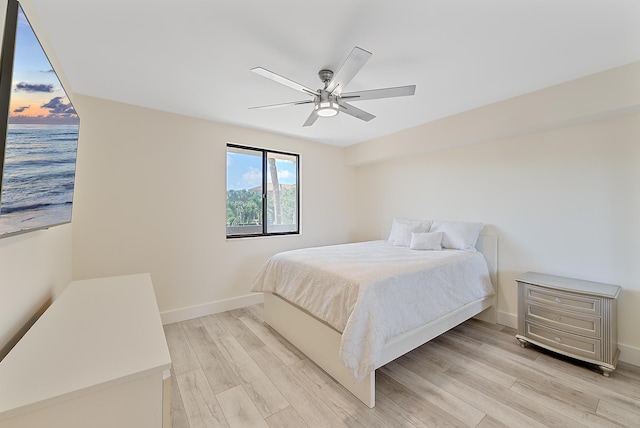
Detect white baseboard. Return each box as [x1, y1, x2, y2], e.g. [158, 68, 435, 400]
[497, 310, 517, 329]
[618, 343, 640, 367]
[160, 293, 264, 325]
[496, 310, 640, 367]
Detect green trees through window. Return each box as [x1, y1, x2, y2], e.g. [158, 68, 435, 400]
[226, 189, 262, 227]
[226, 144, 299, 237]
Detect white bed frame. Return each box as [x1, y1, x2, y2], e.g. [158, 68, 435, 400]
[263, 235, 498, 408]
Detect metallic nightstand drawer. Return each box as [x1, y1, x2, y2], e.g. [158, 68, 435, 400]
[525, 302, 601, 338]
[524, 284, 601, 316]
[525, 321, 601, 361]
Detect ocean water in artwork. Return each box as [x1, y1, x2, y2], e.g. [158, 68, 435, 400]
[0, 123, 79, 236]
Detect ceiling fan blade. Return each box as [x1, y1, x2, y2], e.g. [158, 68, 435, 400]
[251, 67, 318, 97]
[325, 46, 372, 95]
[249, 100, 314, 110]
[303, 110, 319, 127]
[337, 100, 375, 122]
[341, 85, 416, 102]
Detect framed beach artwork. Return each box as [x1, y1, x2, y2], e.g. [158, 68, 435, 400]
[0, 0, 79, 238]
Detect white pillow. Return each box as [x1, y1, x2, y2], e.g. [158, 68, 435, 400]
[429, 220, 483, 251]
[410, 231, 443, 250]
[388, 218, 432, 247]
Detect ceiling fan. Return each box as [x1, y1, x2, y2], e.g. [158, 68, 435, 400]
[250, 46, 416, 127]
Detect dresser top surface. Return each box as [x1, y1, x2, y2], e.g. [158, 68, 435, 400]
[0, 273, 172, 420]
[516, 271, 621, 299]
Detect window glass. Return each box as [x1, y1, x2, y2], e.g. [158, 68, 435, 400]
[266, 152, 298, 234]
[226, 146, 263, 236]
[226, 144, 299, 237]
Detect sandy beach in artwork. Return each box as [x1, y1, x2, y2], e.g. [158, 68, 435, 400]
[0, 204, 73, 237]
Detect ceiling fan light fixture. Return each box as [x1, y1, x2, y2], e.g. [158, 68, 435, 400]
[315, 94, 339, 117]
[316, 101, 338, 117]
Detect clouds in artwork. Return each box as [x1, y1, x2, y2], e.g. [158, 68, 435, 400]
[41, 96, 77, 118]
[6, 7, 79, 125]
[14, 82, 54, 93]
[9, 96, 78, 124]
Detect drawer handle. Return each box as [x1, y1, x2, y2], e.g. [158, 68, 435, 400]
[554, 337, 562, 343]
[555, 297, 562, 303]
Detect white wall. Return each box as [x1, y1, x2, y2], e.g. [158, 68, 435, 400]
[346, 61, 640, 166]
[350, 64, 640, 364]
[71, 95, 356, 323]
[0, 226, 73, 359]
[0, 0, 74, 359]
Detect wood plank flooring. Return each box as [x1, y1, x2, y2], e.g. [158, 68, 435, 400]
[163, 305, 640, 427]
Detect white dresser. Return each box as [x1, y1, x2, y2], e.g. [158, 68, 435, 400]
[516, 271, 620, 376]
[0, 274, 172, 427]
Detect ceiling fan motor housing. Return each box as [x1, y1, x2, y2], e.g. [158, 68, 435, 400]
[318, 69, 334, 86]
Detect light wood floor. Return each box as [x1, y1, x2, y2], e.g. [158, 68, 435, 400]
[163, 304, 640, 428]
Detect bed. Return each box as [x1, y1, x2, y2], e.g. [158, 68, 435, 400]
[251, 222, 497, 408]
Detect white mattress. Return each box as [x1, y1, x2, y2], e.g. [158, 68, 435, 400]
[251, 240, 494, 381]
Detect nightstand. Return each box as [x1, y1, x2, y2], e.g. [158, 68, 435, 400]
[515, 271, 621, 376]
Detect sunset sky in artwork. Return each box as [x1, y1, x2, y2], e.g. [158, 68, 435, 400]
[7, 5, 78, 124]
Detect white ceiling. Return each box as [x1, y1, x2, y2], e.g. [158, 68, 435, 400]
[26, 0, 640, 147]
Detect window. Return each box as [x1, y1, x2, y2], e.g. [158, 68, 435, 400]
[226, 144, 299, 237]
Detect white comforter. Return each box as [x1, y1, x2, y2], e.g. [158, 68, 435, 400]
[251, 240, 494, 381]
